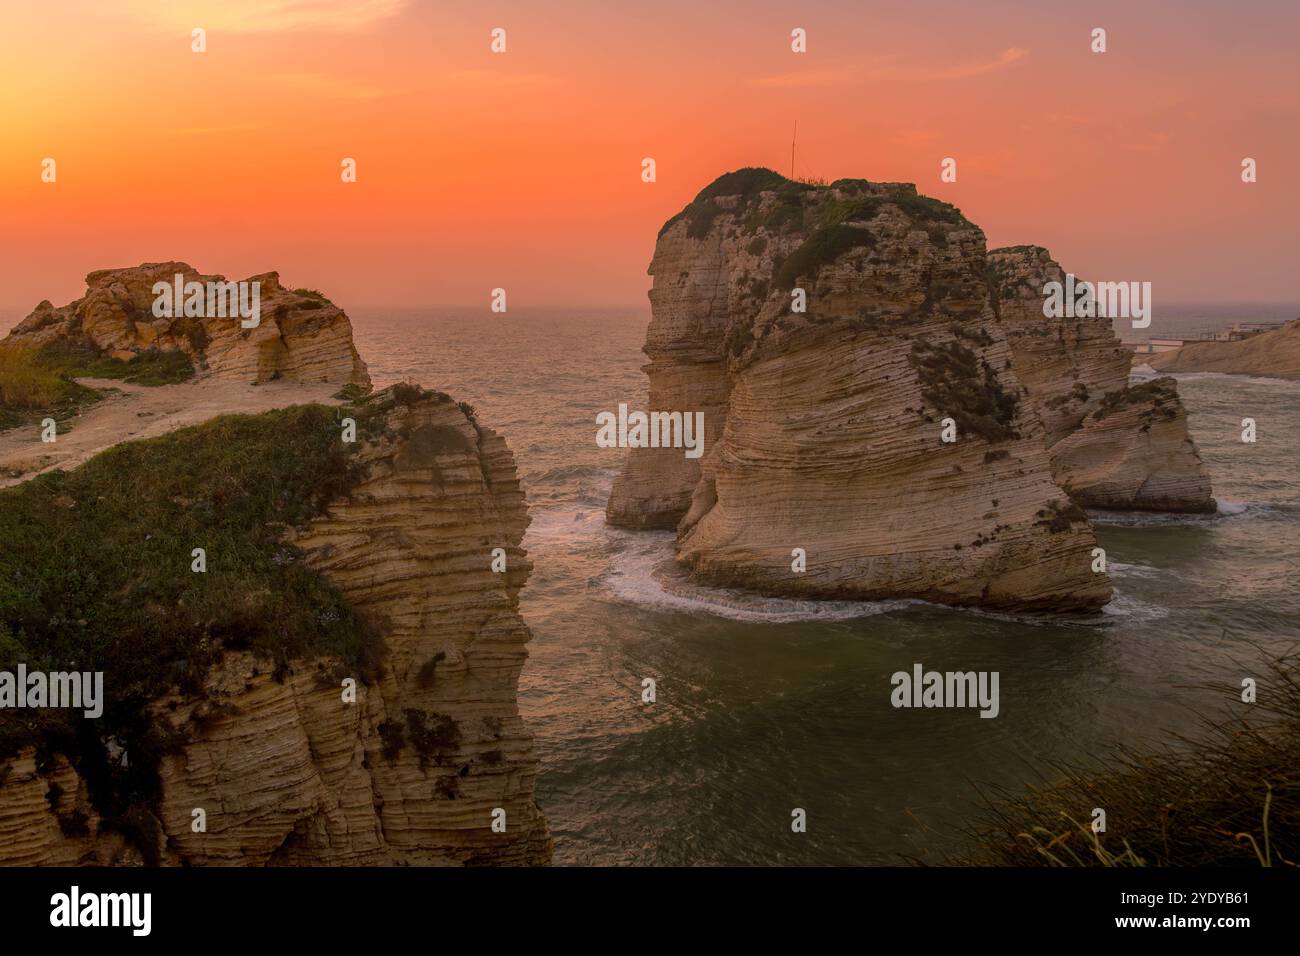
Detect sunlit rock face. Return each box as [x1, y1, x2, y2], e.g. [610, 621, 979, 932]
[7, 262, 370, 386]
[609, 168, 1115, 611]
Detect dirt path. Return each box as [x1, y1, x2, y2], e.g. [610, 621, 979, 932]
[0, 375, 342, 488]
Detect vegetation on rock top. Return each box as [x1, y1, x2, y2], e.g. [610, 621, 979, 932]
[0, 399, 394, 855]
[0, 340, 195, 433]
[1092, 378, 1179, 421]
[772, 224, 876, 290]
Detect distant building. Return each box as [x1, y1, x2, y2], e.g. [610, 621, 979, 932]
[1206, 321, 1285, 342]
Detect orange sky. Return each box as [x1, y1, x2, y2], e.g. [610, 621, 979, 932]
[1, 0, 1297, 310]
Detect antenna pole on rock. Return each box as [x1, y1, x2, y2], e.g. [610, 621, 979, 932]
[791, 121, 797, 179]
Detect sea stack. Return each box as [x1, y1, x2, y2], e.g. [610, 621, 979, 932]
[608, 169, 1116, 610]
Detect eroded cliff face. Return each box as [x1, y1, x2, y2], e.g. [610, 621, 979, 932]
[1144, 318, 1300, 380]
[0, 388, 549, 862]
[6, 262, 370, 386]
[988, 246, 1215, 512]
[609, 169, 1111, 610]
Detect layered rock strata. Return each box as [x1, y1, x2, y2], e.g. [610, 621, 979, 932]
[609, 168, 1112, 610]
[987, 246, 1214, 512]
[0, 263, 550, 866]
[5, 262, 370, 386]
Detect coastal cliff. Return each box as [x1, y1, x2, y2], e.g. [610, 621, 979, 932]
[0, 276, 550, 865]
[988, 246, 1215, 512]
[1144, 318, 1300, 380]
[609, 169, 1111, 610]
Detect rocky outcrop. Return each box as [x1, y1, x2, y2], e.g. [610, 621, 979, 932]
[609, 169, 1111, 610]
[0, 388, 550, 866]
[988, 246, 1215, 512]
[1048, 378, 1215, 511]
[1145, 318, 1300, 380]
[1, 259, 550, 868]
[5, 262, 370, 386]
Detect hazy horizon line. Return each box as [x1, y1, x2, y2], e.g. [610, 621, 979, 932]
[2, 300, 1298, 315]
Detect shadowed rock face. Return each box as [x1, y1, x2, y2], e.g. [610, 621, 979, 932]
[0, 389, 551, 866]
[988, 246, 1215, 513]
[6, 262, 370, 386]
[608, 168, 1113, 611]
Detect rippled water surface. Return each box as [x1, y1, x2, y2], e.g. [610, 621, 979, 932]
[353, 309, 1299, 865]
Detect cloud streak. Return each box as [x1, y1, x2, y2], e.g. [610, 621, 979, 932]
[117, 0, 411, 33]
[752, 48, 1028, 87]
[932, 47, 1028, 80]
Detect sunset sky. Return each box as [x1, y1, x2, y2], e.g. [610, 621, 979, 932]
[1, 0, 1297, 310]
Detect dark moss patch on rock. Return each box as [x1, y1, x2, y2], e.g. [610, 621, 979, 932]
[725, 317, 757, 359]
[909, 339, 1020, 443]
[378, 718, 405, 762]
[403, 709, 461, 770]
[1035, 499, 1089, 533]
[693, 167, 790, 203]
[1093, 378, 1180, 422]
[820, 191, 967, 230]
[659, 168, 795, 239]
[773, 224, 876, 291]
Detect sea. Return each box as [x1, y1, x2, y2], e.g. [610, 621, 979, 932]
[2, 302, 1297, 865]
[346, 303, 1300, 865]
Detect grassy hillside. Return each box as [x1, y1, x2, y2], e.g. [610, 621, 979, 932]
[0, 341, 194, 432]
[0, 401, 385, 856]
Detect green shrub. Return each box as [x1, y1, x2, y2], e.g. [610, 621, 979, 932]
[692, 167, 789, 203]
[821, 192, 966, 229]
[1093, 379, 1178, 421]
[773, 224, 875, 290]
[0, 341, 194, 432]
[909, 339, 1019, 442]
[332, 382, 371, 403]
[0, 343, 102, 430]
[35, 342, 195, 387]
[660, 168, 794, 239]
[403, 709, 460, 770]
[0, 403, 384, 831]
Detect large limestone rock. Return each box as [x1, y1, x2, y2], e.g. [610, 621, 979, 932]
[0, 388, 551, 866]
[988, 246, 1215, 512]
[6, 262, 370, 386]
[609, 169, 1111, 611]
[1145, 318, 1300, 380]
